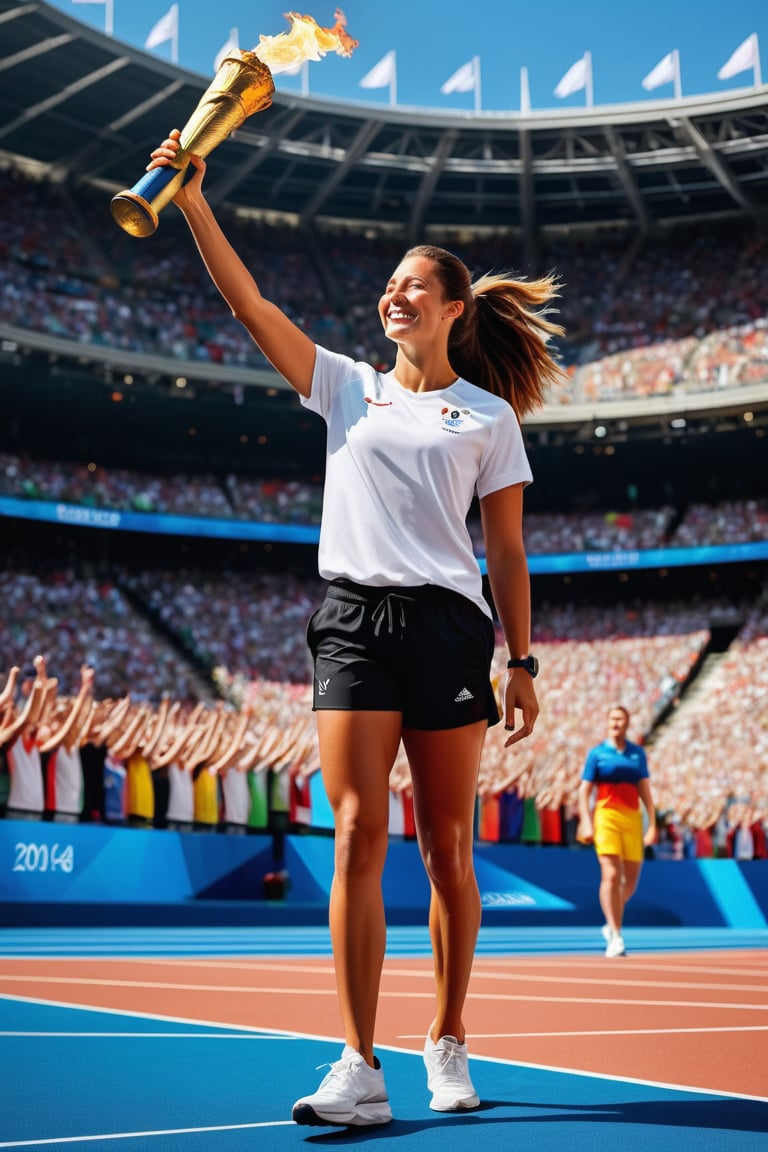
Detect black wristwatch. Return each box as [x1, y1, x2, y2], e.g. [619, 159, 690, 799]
[507, 655, 539, 678]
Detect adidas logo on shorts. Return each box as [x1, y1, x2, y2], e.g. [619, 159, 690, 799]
[454, 687, 475, 703]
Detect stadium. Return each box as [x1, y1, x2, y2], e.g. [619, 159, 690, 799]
[1, 3, 768, 1146]
[2, 0, 767, 845]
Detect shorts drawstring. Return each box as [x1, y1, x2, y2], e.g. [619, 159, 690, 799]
[371, 592, 416, 638]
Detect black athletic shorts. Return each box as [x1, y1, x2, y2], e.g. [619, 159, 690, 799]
[306, 578, 501, 731]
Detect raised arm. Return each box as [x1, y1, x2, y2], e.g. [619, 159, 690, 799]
[108, 705, 151, 761]
[206, 709, 254, 775]
[39, 664, 95, 755]
[0, 666, 20, 714]
[147, 134, 317, 396]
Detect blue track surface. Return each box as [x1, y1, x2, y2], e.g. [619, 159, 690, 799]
[2, 925, 767, 1150]
[2, 997, 767, 1151]
[1, 924, 767, 957]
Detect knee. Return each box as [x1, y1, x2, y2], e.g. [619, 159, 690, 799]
[622, 876, 638, 902]
[422, 837, 474, 894]
[333, 811, 388, 881]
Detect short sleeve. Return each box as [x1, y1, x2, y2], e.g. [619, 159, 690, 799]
[476, 403, 533, 499]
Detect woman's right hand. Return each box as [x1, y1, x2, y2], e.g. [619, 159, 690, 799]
[146, 128, 206, 209]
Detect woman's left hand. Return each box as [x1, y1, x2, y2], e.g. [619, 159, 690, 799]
[503, 669, 539, 747]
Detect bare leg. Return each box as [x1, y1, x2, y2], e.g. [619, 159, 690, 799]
[620, 858, 643, 919]
[597, 853, 624, 932]
[316, 709, 402, 1067]
[404, 721, 486, 1044]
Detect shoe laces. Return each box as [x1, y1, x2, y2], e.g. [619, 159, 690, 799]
[315, 1053, 356, 1086]
[430, 1039, 469, 1086]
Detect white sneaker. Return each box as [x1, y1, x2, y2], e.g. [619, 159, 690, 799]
[423, 1034, 480, 1112]
[601, 923, 612, 943]
[292, 1046, 392, 1127]
[605, 932, 626, 958]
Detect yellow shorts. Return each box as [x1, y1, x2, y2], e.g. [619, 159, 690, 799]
[593, 804, 644, 863]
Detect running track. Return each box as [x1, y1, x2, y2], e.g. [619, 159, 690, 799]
[1, 926, 767, 1149]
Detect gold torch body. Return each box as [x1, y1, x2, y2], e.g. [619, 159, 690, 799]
[111, 52, 275, 237]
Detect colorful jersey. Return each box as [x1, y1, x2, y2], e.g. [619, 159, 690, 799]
[126, 752, 154, 821]
[7, 733, 43, 813]
[247, 770, 269, 829]
[581, 739, 649, 811]
[45, 744, 83, 816]
[301, 345, 532, 618]
[193, 765, 220, 826]
[103, 754, 127, 822]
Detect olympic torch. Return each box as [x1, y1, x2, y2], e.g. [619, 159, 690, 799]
[110, 12, 358, 238]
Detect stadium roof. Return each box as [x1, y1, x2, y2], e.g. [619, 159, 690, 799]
[2, 0, 768, 239]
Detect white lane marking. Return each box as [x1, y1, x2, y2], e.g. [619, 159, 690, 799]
[0, 1121, 294, 1148]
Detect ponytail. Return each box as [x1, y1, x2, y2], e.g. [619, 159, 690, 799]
[404, 246, 567, 418]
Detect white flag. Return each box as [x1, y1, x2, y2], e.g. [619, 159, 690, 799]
[642, 51, 676, 91]
[441, 58, 476, 95]
[145, 4, 177, 50]
[718, 33, 758, 80]
[214, 27, 239, 73]
[554, 56, 588, 98]
[359, 50, 396, 90]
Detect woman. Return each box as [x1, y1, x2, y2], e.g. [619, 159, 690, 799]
[577, 705, 657, 958]
[148, 130, 564, 1125]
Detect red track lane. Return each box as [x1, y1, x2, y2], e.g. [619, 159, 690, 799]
[2, 951, 767, 1099]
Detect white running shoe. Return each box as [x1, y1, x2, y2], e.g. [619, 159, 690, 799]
[601, 923, 612, 943]
[605, 932, 626, 958]
[423, 1034, 480, 1112]
[292, 1047, 392, 1127]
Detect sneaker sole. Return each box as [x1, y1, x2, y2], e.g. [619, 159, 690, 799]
[292, 1102, 393, 1127]
[430, 1094, 481, 1112]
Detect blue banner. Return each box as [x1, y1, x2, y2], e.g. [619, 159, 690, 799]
[2, 495, 767, 571]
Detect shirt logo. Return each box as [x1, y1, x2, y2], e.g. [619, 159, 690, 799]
[441, 407, 470, 434]
[317, 678, 331, 696]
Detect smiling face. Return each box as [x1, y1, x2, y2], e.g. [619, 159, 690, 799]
[378, 255, 463, 348]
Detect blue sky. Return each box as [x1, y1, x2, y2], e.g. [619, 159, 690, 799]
[55, 0, 767, 111]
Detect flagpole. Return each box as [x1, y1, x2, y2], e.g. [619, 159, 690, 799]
[301, 60, 309, 96]
[173, 4, 179, 65]
[473, 55, 481, 113]
[585, 51, 593, 107]
[390, 55, 397, 106]
[673, 48, 682, 100]
[754, 36, 762, 86]
[72, 0, 114, 36]
[520, 65, 531, 113]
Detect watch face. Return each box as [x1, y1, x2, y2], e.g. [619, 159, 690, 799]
[528, 656, 539, 678]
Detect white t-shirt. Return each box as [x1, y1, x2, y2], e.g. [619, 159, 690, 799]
[166, 762, 194, 824]
[301, 346, 532, 618]
[221, 764, 250, 827]
[7, 734, 43, 813]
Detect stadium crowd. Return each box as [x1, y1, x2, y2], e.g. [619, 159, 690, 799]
[2, 164, 768, 401]
[2, 561, 765, 854]
[3, 452, 768, 552]
[1, 162, 766, 856]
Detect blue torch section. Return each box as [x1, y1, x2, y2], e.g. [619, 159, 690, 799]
[126, 162, 181, 202]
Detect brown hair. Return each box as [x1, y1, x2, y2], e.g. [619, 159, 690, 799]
[403, 244, 567, 418]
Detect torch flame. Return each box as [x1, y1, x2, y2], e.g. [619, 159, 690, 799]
[253, 11, 358, 75]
